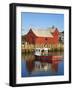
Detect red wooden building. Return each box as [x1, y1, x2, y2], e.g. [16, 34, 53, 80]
[23, 27, 59, 45]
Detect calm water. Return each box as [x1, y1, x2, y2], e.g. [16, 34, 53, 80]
[21, 52, 64, 77]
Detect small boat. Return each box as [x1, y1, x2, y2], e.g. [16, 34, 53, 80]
[34, 48, 63, 63]
[34, 48, 49, 56]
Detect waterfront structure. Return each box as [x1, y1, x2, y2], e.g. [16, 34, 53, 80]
[59, 31, 64, 43]
[23, 27, 60, 46]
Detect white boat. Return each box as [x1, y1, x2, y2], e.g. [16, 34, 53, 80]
[34, 48, 49, 56]
[34, 48, 63, 63]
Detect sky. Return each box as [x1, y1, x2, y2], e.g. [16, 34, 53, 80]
[21, 12, 64, 35]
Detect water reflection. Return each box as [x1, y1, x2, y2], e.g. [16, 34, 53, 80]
[21, 52, 64, 77]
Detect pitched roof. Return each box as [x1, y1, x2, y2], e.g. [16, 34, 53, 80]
[31, 28, 53, 37]
[47, 27, 60, 33]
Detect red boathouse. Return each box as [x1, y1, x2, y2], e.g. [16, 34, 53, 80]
[23, 27, 59, 46]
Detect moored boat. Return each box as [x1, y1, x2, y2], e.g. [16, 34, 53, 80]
[34, 48, 63, 63]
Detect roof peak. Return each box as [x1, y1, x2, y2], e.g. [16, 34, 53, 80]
[29, 26, 58, 31]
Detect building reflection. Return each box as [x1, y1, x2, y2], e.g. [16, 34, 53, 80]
[26, 60, 59, 74]
[22, 53, 63, 74]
